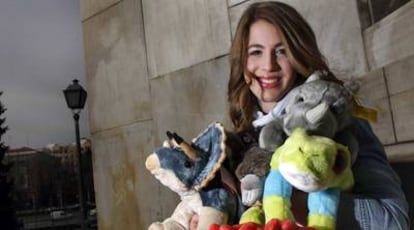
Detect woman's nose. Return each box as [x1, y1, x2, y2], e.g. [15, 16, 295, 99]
[262, 52, 279, 72]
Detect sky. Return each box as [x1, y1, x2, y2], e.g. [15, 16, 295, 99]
[0, 0, 89, 149]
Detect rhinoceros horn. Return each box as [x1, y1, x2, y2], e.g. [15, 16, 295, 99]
[305, 102, 329, 125]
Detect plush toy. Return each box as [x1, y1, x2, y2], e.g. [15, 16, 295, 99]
[234, 146, 272, 207]
[263, 128, 353, 229]
[237, 128, 353, 230]
[237, 71, 358, 208]
[145, 122, 242, 230]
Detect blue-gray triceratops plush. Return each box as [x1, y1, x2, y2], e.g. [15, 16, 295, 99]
[145, 122, 242, 230]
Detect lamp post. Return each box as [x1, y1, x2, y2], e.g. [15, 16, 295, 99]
[63, 79, 87, 230]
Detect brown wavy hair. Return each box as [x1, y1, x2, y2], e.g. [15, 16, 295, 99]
[228, 1, 341, 132]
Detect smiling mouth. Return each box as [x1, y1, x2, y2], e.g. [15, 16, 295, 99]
[257, 77, 281, 89]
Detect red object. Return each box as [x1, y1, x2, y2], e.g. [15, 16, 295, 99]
[210, 224, 220, 230]
[264, 219, 282, 230]
[219, 225, 234, 230]
[280, 220, 298, 230]
[239, 222, 262, 230]
[212, 219, 313, 230]
[231, 224, 243, 230]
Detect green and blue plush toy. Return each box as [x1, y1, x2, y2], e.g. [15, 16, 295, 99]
[239, 128, 354, 230]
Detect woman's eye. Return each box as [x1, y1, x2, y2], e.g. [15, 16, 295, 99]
[248, 50, 262, 56]
[275, 48, 286, 57]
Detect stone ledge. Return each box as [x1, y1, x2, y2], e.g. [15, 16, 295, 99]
[385, 142, 414, 162]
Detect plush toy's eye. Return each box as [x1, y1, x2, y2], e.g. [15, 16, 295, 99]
[333, 150, 346, 174]
[296, 96, 304, 103]
[331, 104, 344, 115]
[184, 160, 193, 168]
[298, 147, 304, 154]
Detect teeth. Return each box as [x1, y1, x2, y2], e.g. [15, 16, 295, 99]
[260, 78, 278, 84]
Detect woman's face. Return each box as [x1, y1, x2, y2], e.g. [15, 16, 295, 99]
[245, 19, 296, 113]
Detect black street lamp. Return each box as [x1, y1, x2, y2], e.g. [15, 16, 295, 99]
[63, 79, 87, 230]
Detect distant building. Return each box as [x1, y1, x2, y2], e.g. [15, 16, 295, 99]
[5, 139, 95, 211]
[5, 147, 39, 188]
[5, 147, 39, 209]
[46, 138, 92, 167]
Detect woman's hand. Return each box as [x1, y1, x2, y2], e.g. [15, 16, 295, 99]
[189, 214, 199, 230]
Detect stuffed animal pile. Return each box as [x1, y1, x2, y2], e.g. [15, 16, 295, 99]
[233, 71, 358, 230]
[146, 71, 361, 230]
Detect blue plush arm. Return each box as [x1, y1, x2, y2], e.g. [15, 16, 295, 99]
[262, 169, 293, 222]
[336, 118, 409, 230]
[308, 188, 340, 229]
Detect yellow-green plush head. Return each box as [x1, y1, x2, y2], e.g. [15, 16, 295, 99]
[271, 128, 354, 192]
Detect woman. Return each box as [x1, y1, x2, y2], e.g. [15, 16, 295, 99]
[225, 1, 409, 230]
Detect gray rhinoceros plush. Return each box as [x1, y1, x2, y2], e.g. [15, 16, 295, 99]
[254, 71, 358, 156]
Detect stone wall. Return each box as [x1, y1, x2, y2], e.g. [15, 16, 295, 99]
[80, 0, 414, 229]
[357, 1, 414, 162]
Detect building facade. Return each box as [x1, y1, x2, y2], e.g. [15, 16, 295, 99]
[79, 1, 414, 229]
